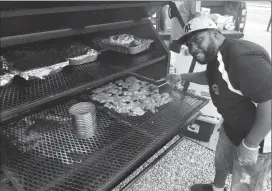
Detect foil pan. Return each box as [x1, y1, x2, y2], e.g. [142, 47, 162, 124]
[68, 49, 98, 66]
[3, 47, 69, 80]
[19, 61, 69, 80]
[94, 35, 154, 55]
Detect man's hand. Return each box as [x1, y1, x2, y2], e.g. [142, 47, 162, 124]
[237, 139, 259, 166]
[165, 73, 181, 87]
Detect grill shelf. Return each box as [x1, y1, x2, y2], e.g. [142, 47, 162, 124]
[1, 78, 208, 191]
[0, 50, 166, 122]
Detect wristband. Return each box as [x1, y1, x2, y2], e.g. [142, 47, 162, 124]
[242, 139, 260, 151]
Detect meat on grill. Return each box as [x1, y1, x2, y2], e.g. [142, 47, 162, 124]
[91, 77, 173, 116]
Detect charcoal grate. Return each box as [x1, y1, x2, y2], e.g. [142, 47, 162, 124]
[0, 50, 165, 121]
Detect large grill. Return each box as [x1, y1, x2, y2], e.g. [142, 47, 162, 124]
[1, 2, 209, 191]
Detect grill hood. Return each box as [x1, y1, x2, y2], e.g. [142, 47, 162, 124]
[1, 1, 167, 47]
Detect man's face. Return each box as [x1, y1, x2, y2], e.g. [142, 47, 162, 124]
[186, 30, 218, 64]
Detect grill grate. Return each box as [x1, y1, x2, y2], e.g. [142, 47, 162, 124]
[1, 99, 138, 191]
[137, 87, 207, 138]
[1, 84, 208, 191]
[50, 130, 153, 191]
[0, 50, 166, 121]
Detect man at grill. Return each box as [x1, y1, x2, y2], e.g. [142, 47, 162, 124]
[165, 17, 271, 191]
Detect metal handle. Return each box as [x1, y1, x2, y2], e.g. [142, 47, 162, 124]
[157, 82, 168, 88]
[168, 1, 185, 28]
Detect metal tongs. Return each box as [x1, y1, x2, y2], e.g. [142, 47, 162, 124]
[155, 78, 179, 89]
[155, 78, 167, 88]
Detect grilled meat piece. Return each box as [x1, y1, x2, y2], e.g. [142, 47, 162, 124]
[59, 42, 91, 58]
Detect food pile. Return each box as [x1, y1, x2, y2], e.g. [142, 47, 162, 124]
[109, 34, 135, 45]
[0, 42, 99, 85]
[58, 42, 98, 65]
[91, 77, 173, 116]
[108, 34, 153, 47]
[2, 47, 69, 80]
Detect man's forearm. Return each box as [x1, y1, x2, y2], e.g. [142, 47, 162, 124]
[244, 100, 271, 148]
[180, 71, 208, 85]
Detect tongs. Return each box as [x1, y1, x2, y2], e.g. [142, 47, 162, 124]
[154, 78, 179, 89]
[154, 78, 167, 88]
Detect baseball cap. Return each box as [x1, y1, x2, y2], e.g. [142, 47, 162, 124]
[177, 17, 218, 44]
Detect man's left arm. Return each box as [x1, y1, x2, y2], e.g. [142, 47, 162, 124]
[231, 52, 272, 163]
[244, 100, 271, 148]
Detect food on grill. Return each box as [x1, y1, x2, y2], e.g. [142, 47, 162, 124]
[60, 42, 91, 58]
[4, 48, 66, 71]
[109, 34, 135, 45]
[106, 34, 153, 48]
[17, 61, 68, 80]
[3, 47, 68, 80]
[96, 34, 154, 55]
[58, 42, 98, 65]
[0, 56, 19, 87]
[0, 73, 16, 87]
[91, 77, 173, 116]
[68, 49, 98, 65]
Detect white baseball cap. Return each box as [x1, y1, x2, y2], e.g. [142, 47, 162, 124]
[177, 17, 218, 44]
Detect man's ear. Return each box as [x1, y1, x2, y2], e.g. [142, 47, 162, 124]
[211, 29, 221, 40]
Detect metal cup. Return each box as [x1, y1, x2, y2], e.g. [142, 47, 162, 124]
[69, 102, 97, 139]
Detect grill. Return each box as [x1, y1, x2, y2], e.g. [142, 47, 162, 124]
[1, 2, 209, 191]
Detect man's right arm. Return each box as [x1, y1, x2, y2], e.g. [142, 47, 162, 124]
[165, 71, 208, 86]
[180, 71, 208, 85]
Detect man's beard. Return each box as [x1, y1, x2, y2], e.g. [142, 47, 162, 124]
[196, 40, 218, 65]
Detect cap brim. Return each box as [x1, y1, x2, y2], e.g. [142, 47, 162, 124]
[176, 29, 212, 45]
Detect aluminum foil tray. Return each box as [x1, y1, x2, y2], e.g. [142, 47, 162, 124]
[95, 36, 154, 55]
[2, 48, 69, 80]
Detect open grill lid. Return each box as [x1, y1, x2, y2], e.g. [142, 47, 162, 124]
[0, 1, 167, 47]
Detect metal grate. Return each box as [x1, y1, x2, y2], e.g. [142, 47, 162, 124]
[50, 130, 153, 191]
[1, 84, 208, 191]
[137, 87, 207, 138]
[1, 99, 140, 191]
[0, 50, 166, 121]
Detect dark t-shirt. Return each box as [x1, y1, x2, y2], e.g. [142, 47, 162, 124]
[206, 38, 272, 151]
